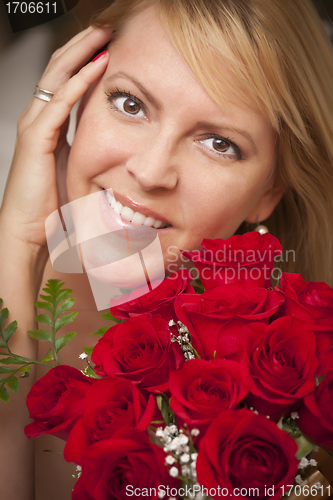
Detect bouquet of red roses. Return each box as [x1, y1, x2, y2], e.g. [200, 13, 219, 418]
[2, 232, 333, 499]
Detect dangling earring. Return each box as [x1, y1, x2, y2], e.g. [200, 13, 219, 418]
[254, 215, 269, 235]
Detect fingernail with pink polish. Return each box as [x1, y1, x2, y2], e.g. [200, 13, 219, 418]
[92, 50, 108, 62]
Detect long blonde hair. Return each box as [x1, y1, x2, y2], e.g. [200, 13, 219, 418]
[93, 0, 333, 285]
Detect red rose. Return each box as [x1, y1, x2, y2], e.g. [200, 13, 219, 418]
[64, 377, 155, 465]
[182, 232, 282, 290]
[196, 409, 298, 500]
[274, 273, 333, 338]
[24, 365, 93, 440]
[298, 370, 333, 450]
[71, 428, 179, 500]
[240, 317, 331, 420]
[91, 314, 184, 392]
[175, 285, 283, 360]
[169, 359, 248, 435]
[110, 269, 194, 323]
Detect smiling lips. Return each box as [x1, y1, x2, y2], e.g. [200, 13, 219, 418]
[103, 189, 172, 229]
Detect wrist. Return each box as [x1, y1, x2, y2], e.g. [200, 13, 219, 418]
[0, 227, 49, 300]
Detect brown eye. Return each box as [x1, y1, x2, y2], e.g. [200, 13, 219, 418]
[123, 98, 141, 114]
[111, 95, 145, 117]
[212, 138, 229, 152]
[199, 135, 243, 160]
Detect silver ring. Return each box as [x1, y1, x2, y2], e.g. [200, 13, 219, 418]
[33, 86, 54, 102]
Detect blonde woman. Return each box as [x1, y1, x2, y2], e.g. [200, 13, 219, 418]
[0, 0, 332, 498]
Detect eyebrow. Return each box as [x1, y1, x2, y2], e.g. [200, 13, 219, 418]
[105, 71, 161, 110]
[105, 72, 258, 154]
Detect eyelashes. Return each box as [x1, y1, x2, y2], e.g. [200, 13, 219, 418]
[105, 88, 244, 161]
[105, 88, 146, 118]
[199, 135, 244, 161]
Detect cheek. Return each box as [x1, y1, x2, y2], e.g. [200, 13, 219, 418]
[66, 115, 130, 196]
[181, 166, 268, 239]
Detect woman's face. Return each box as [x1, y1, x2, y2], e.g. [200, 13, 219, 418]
[67, 6, 280, 276]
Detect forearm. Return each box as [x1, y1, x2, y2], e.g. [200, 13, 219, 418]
[0, 226, 48, 500]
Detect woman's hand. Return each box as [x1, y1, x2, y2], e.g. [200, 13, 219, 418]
[0, 30, 111, 500]
[0, 25, 111, 251]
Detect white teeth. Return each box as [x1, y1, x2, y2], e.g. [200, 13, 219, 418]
[121, 206, 134, 222]
[103, 189, 170, 228]
[144, 217, 155, 227]
[153, 220, 163, 229]
[105, 191, 113, 205]
[132, 212, 147, 224]
[114, 201, 123, 215]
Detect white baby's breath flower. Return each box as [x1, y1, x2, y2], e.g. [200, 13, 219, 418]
[290, 412, 299, 420]
[191, 453, 198, 461]
[181, 465, 190, 476]
[295, 475, 303, 485]
[299, 457, 309, 470]
[180, 453, 190, 463]
[156, 428, 164, 438]
[75, 464, 82, 478]
[79, 352, 88, 360]
[169, 466, 179, 478]
[309, 459, 318, 467]
[168, 320, 176, 326]
[191, 428, 200, 437]
[178, 434, 189, 445]
[168, 425, 178, 435]
[169, 434, 188, 451]
[165, 455, 176, 465]
[169, 437, 181, 451]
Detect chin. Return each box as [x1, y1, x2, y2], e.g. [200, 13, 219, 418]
[78, 227, 166, 311]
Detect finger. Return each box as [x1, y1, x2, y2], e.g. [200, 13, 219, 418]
[47, 25, 95, 60]
[53, 25, 111, 61]
[28, 52, 109, 153]
[20, 27, 112, 128]
[39, 27, 112, 91]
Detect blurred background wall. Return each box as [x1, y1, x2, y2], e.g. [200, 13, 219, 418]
[0, 0, 332, 204]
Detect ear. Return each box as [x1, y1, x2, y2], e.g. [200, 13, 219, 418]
[245, 180, 285, 224]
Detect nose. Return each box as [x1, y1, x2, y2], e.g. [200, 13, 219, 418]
[125, 131, 179, 191]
